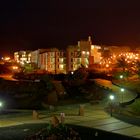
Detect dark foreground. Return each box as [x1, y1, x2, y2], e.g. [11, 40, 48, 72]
[0, 123, 139, 140]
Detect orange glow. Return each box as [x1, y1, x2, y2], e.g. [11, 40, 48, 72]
[12, 66, 18, 70]
[106, 64, 109, 68]
[4, 57, 10, 61]
[91, 45, 94, 50]
[82, 51, 85, 54]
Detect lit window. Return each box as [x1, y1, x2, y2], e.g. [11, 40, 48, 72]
[60, 58, 63, 63]
[59, 64, 64, 69]
[22, 54, 26, 57]
[28, 54, 31, 57]
[91, 45, 94, 50]
[82, 51, 85, 54]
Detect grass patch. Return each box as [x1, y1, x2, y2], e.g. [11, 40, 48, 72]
[129, 99, 140, 115]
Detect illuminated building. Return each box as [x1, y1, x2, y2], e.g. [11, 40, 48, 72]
[14, 51, 31, 65]
[66, 36, 98, 72]
[13, 36, 104, 74]
[38, 48, 66, 74]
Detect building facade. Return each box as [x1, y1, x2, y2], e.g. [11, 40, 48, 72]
[14, 36, 104, 74]
[14, 51, 31, 65]
[38, 48, 66, 74]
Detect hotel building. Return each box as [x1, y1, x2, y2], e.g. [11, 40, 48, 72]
[14, 36, 106, 74]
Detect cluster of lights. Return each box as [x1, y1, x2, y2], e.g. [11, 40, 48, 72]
[99, 52, 140, 69]
[12, 66, 18, 70]
[82, 51, 89, 55]
[2, 57, 11, 61]
[118, 53, 139, 63]
[99, 57, 113, 68]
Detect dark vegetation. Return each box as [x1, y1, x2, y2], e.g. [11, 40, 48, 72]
[0, 67, 112, 109]
[0, 64, 12, 74]
[0, 122, 138, 140]
[26, 123, 81, 140]
[24, 123, 139, 140]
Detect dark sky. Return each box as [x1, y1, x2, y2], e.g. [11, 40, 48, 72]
[0, 0, 140, 56]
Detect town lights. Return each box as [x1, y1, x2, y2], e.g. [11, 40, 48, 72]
[12, 66, 18, 70]
[106, 64, 109, 68]
[4, 57, 10, 61]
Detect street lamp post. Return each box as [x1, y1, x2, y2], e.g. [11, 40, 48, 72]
[120, 88, 124, 104]
[120, 75, 123, 79]
[0, 101, 3, 112]
[109, 95, 115, 117]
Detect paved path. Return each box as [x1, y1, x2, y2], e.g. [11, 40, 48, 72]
[94, 79, 137, 103]
[0, 104, 140, 139]
[0, 78, 138, 139]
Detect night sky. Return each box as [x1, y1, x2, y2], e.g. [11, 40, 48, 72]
[0, 0, 140, 56]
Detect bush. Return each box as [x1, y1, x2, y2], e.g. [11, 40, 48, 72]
[26, 122, 81, 140]
[45, 90, 58, 105]
[131, 99, 140, 115]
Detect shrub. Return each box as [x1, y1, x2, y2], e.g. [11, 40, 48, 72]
[46, 90, 58, 105]
[131, 99, 140, 115]
[26, 122, 81, 140]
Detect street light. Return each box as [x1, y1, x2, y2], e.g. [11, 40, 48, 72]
[0, 102, 2, 107]
[71, 71, 74, 75]
[109, 95, 115, 117]
[0, 101, 3, 112]
[120, 88, 124, 103]
[120, 75, 123, 79]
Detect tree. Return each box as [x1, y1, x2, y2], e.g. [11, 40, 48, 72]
[135, 60, 140, 78]
[40, 74, 54, 91]
[116, 56, 128, 72]
[66, 67, 88, 86]
[73, 66, 88, 80]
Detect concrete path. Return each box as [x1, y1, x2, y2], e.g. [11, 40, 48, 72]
[0, 104, 140, 139]
[94, 79, 137, 103]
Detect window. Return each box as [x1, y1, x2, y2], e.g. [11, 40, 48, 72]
[63, 52, 66, 57]
[71, 52, 73, 56]
[82, 51, 85, 54]
[77, 51, 81, 57]
[51, 58, 54, 62]
[51, 52, 54, 57]
[77, 58, 81, 63]
[59, 64, 64, 70]
[60, 52, 63, 57]
[60, 58, 63, 63]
